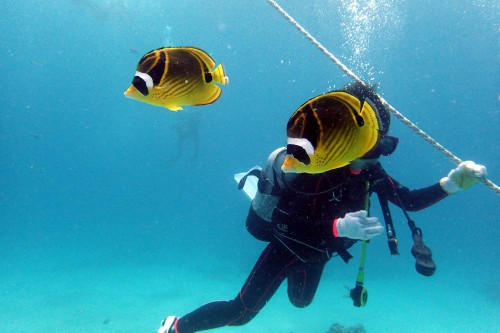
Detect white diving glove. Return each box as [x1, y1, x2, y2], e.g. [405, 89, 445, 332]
[333, 210, 384, 240]
[440, 161, 487, 194]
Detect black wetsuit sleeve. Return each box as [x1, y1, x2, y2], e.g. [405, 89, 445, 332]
[377, 175, 448, 212]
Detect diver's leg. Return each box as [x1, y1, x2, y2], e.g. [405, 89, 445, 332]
[174, 241, 297, 332]
[287, 261, 326, 308]
[228, 241, 298, 326]
[173, 299, 243, 333]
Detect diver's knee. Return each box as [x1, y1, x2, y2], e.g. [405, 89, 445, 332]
[227, 297, 259, 326]
[229, 312, 256, 326]
[289, 297, 313, 308]
[291, 301, 311, 308]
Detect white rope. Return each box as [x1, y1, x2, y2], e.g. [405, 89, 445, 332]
[266, 0, 499, 194]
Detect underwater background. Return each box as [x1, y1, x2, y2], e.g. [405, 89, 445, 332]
[1, 0, 499, 332]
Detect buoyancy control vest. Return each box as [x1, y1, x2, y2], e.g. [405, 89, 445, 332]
[248, 148, 370, 262]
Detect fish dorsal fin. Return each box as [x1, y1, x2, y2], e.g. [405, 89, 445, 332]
[185, 47, 216, 70]
[328, 91, 365, 127]
[360, 98, 380, 132]
[184, 47, 228, 85]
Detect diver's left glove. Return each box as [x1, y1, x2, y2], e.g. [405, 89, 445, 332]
[333, 210, 384, 240]
[440, 161, 487, 194]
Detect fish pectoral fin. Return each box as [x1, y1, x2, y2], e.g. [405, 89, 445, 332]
[164, 104, 183, 111]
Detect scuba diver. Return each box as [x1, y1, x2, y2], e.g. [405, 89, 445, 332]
[156, 83, 487, 333]
[166, 111, 201, 165]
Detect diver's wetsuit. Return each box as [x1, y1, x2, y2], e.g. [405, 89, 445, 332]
[173, 152, 447, 333]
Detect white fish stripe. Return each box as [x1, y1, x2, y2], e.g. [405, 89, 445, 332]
[287, 137, 314, 155]
[135, 71, 154, 88]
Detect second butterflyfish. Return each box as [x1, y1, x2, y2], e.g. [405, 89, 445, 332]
[124, 47, 228, 111]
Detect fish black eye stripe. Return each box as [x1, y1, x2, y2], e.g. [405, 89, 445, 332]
[286, 144, 311, 165]
[132, 76, 149, 96]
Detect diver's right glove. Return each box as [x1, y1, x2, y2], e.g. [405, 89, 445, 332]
[333, 210, 384, 240]
[439, 161, 487, 194]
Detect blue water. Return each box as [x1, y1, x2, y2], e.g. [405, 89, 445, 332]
[1, 1, 499, 332]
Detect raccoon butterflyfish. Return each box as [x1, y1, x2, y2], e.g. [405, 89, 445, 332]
[282, 91, 381, 174]
[124, 47, 228, 111]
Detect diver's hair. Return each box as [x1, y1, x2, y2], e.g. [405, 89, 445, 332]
[343, 82, 390, 134]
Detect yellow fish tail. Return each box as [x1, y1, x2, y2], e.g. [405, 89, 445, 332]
[350, 101, 380, 158]
[211, 63, 228, 85]
[360, 99, 380, 129]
